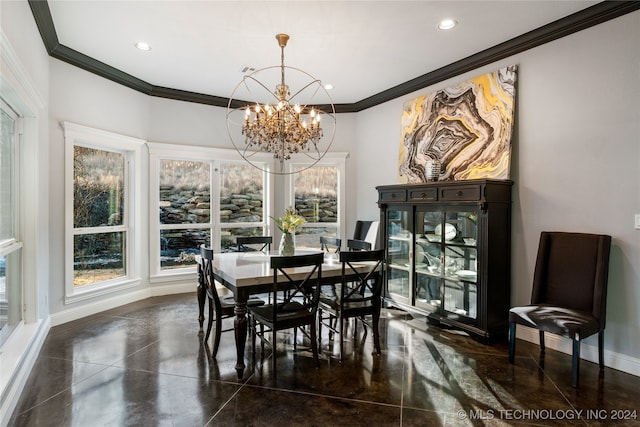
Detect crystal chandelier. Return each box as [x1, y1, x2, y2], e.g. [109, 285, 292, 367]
[227, 34, 336, 174]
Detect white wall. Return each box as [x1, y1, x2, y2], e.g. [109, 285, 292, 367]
[355, 11, 640, 372]
[47, 60, 152, 316]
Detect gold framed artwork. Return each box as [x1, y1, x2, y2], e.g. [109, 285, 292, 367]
[398, 65, 517, 183]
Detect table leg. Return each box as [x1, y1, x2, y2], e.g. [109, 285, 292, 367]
[234, 298, 248, 379]
[197, 263, 205, 334]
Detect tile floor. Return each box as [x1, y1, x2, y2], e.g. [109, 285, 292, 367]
[9, 293, 640, 426]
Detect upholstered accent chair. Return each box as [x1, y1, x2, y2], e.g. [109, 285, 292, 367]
[508, 232, 611, 387]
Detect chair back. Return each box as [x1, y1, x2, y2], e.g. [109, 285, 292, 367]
[236, 236, 272, 253]
[270, 252, 324, 318]
[347, 239, 372, 251]
[320, 236, 341, 253]
[200, 245, 222, 310]
[531, 232, 611, 324]
[353, 220, 379, 249]
[339, 249, 385, 307]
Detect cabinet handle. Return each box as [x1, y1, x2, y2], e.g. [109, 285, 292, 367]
[456, 190, 463, 196]
[420, 192, 426, 198]
[391, 193, 396, 198]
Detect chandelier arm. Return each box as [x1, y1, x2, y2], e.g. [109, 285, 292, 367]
[287, 79, 324, 105]
[242, 75, 283, 104]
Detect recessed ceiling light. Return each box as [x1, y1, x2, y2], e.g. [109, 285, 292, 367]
[324, 84, 334, 90]
[438, 19, 457, 30]
[135, 42, 151, 51]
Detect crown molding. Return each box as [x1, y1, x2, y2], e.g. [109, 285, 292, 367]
[28, 0, 640, 112]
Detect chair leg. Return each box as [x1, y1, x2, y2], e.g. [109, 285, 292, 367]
[212, 306, 222, 357]
[572, 335, 581, 388]
[204, 296, 214, 343]
[293, 327, 298, 351]
[339, 316, 345, 361]
[251, 316, 256, 355]
[272, 328, 277, 373]
[310, 321, 319, 368]
[508, 322, 516, 364]
[372, 309, 381, 355]
[317, 309, 323, 352]
[539, 330, 545, 352]
[598, 331, 605, 370]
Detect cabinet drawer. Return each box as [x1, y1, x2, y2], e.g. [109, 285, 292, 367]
[409, 187, 438, 202]
[379, 189, 407, 202]
[440, 185, 482, 201]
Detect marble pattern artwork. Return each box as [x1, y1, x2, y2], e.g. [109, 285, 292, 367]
[398, 65, 517, 182]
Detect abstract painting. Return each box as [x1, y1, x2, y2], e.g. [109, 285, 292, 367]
[398, 65, 517, 183]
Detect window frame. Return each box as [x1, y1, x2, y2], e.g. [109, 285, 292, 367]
[63, 122, 144, 302]
[147, 142, 274, 282]
[284, 152, 348, 247]
[0, 98, 23, 346]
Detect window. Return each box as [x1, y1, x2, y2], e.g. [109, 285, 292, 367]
[63, 123, 144, 301]
[286, 153, 347, 249]
[148, 143, 272, 279]
[0, 99, 22, 346]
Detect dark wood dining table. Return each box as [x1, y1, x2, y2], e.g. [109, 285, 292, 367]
[196, 249, 361, 379]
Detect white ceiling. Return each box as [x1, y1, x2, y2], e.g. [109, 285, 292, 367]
[47, 0, 599, 104]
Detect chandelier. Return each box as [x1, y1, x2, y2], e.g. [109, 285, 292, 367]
[227, 34, 336, 174]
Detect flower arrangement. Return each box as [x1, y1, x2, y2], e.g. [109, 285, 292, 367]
[271, 207, 305, 234]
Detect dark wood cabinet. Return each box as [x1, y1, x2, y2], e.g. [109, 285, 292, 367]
[377, 179, 513, 342]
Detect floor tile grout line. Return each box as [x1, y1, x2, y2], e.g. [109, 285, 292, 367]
[206, 361, 261, 425]
[525, 353, 591, 427]
[13, 356, 114, 416]
[239, 381, 405, 411]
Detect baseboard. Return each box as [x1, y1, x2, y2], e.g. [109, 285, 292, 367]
[516, 326, 640, 377]
[1, 317, 50, 427]
[50, 282, 196, 327]
[50, 288, 151, 326]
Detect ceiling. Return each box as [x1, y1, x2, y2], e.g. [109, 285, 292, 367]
[31, 1, 638, 111]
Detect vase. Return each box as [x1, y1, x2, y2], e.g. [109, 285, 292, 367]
[279, 232, 295, 256]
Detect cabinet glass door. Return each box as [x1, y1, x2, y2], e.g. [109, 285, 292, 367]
[386, 207, 411, 302]
[415, 209, 442, 311]
[442, 210, 478, 320]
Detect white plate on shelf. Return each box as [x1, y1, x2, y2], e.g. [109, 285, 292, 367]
[434, 223, 456, 241]
[455, 270, 477, 280]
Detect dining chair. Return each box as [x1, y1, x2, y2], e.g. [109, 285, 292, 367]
[234, 236, 273, 301]
[236, 235, 272, 253]
[347, 239, 372, 251]
[353, 220, 379, 249]
[508, 231, 611, 387]
[199, 245, 265, 357]
[318, 249, 385, 360]
[249, 252, 324, 372]
[320, 236, 341, 253]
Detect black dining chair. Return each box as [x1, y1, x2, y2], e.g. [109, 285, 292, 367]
[320, 236, 341, 254]
[347, 239, 372, 251]
[236, 236, 272, 253]
[235, 236, 273, 301]
[508, 232, 611, 387]
[199, 245, 265, 357]
[249, 252, 324, 372]
[318, 249, 385, 360]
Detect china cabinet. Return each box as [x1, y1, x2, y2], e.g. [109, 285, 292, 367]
[377, 179, 513, 342]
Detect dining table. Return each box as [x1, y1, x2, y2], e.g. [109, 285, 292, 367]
[196, 249, 364, 379]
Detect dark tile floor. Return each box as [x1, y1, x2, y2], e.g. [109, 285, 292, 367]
[9, 293, 640, 426]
